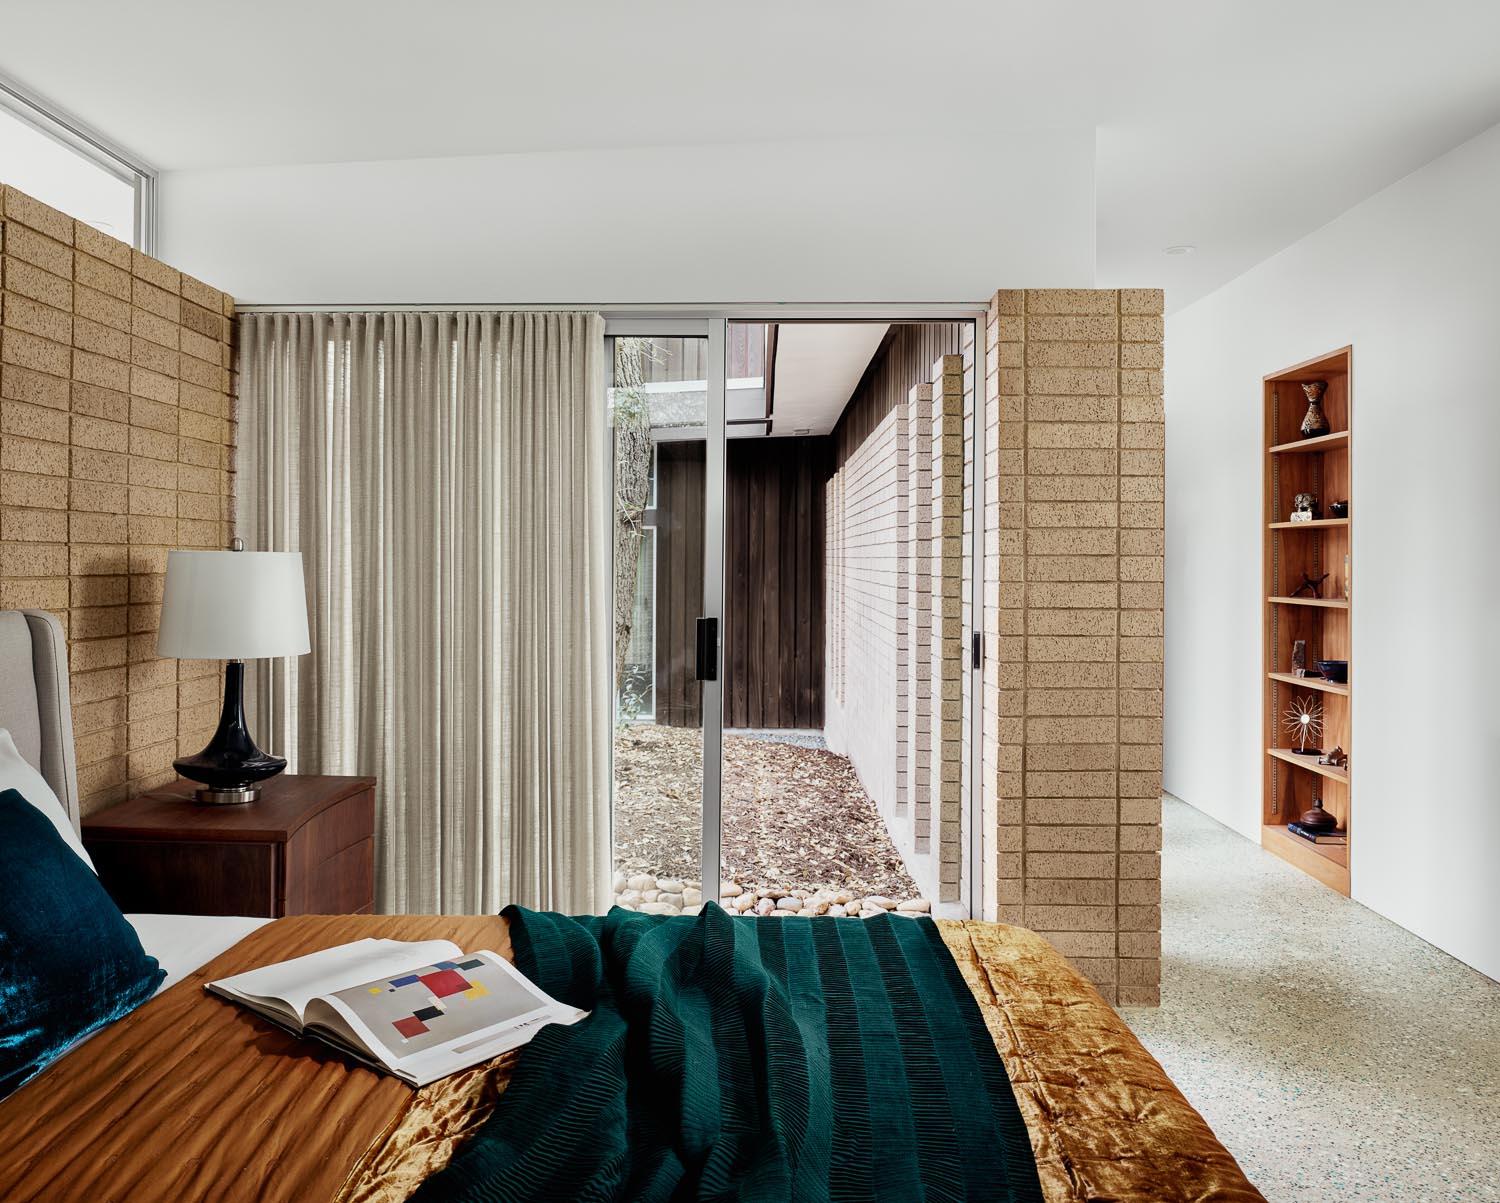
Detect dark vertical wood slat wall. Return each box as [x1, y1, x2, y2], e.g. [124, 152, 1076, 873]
[646, 323, 956, 731]
[654, 443, 706, 728]
[652, 437, 830, 729]
[636, 326, 763, 384]
[832, 323, 964, 465]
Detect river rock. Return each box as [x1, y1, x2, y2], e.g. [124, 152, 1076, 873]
[628, 874, 655, 893]
[656, 878, 685, 894]
[755, 897, 776, 916]
[618, 889, 642, 906]
[613, 871, 629, 894]
[734, 893, 757, 912]
[640, 901, 679, 916]
[863, 896, 897, 910]
[720, 882, 742, 898]
[897, 898, 931, 913]
[827, 903, 847, 917]
[776, 896, 803, 912]
[643, 889, 660, 902]
[683, 887, 703, 907]
[659, 892, 685, 909]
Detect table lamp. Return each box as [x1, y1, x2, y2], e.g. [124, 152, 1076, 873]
[156, 540, 310, 804]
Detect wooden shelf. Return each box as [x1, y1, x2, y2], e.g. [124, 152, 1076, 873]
[1267, 671, 1349, 696]
[1262, 823, 1350, 894]
[1269, 430, 1348, 455]
[1267, 746, 1349, 783]
[1264, 346, 1353, 897]
[1267, 595, 1349, 609]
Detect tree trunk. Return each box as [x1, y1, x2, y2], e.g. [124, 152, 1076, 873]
[612, 339, 655, 699]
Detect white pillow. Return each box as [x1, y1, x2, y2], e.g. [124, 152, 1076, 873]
[0, 727, 95, 873]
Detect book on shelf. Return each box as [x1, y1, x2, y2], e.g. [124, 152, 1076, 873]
[1286, 822, 1347, 845]
[209, 938, 586, 1086]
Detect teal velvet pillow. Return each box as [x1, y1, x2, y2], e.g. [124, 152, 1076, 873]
[0, 787, 165, 1099]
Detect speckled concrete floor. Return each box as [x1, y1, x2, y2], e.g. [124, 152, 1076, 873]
[1120, 797, 1500, 1203]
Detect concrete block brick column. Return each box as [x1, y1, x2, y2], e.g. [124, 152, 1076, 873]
[983, 288, 1164, 1004]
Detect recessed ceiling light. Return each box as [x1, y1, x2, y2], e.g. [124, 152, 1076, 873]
[1164, 244, 1196, 256]
[793, 428, 812, 436]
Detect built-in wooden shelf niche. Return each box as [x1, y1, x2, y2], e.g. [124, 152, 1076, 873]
[1262, 346, 1353, 895]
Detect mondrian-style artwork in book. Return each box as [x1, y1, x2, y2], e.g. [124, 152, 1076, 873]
[375, 958, 491, 1040]
[333, 957, 534, 1050]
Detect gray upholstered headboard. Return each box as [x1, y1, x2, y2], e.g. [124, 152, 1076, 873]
[0, 610, 79, 832]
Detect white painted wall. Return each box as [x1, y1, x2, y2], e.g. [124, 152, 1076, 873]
[157, 132, 1094, 305]
[1165, 121, 1500, 980]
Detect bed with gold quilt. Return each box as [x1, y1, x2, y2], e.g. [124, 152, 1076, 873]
[0, 910, 1263, 1203]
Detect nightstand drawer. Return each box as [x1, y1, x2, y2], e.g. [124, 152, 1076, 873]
[88, 839, 278, 916]
[82, 774, 377, 918]
[285, 837, 374, 915]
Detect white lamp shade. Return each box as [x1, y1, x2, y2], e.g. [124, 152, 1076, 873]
[157, 550, 311, 660]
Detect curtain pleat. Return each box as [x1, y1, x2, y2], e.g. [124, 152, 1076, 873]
[237, 311, 609, 915]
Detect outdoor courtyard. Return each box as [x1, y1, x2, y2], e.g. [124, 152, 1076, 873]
[612, 726, 928, 918]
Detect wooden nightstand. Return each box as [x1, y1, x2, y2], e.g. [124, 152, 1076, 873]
[82, 774, 376, 917]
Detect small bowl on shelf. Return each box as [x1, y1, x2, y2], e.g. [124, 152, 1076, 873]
[1315, 659, 1348, 684]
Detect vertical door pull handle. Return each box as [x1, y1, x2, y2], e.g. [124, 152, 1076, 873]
[696, 617, 719, 682]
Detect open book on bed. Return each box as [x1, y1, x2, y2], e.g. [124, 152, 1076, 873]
[208, 938, 586, 1086]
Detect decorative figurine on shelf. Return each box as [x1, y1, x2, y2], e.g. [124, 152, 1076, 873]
[1329, 500, 1349, 519]
[1290, 571, 1329, 599]
[1283, 696, 1324, 754]
[1291, 639, 1308, 677]
[1290, 492, 1319, 523]
[1298, 796, 1338, 831]
[1318, 746, 1348, 769]
[1300, 380, 1331, 439]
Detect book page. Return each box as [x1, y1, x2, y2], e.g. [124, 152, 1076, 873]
[309, 950, 584, 1075]
[210, 938, 462, 1024]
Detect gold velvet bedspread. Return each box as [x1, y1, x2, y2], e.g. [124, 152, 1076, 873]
[0, 915, 1263, 1202]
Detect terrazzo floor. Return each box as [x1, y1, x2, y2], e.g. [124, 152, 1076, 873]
[1119, 797, 1499, 1202]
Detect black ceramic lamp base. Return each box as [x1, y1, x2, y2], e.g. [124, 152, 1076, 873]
[173, 661, 286, 805]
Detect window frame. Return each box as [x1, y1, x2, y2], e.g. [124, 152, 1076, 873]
[0, 70, 158, 253]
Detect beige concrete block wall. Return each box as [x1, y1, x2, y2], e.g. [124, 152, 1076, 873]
[903, 384, 932, 833]
[0, 183, 238, 816]
[826, 357, 968, 906]
[928, 356, 964, 895]
[826, 403, 903, 814]
[985, 288, 1164, 1004]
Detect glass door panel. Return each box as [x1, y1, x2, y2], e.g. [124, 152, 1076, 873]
[609, 334, 714, 913]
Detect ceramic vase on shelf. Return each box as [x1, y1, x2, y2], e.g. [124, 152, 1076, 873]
[1299, 381, 1331, 439]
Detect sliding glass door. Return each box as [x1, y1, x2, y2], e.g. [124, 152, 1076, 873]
[606, 315, 985, 920]
[607, 325, 724, 912]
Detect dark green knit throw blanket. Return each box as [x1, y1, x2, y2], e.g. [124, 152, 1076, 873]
[412, 903, 1043, 1203]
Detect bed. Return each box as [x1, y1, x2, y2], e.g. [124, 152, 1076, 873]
[0, 609, 1264, 1202]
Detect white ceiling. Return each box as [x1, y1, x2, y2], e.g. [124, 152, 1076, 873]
[771, 324, 891, 437]
[3, 0, 1498, 309]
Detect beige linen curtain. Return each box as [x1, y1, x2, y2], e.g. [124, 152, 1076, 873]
[237, 312, 609, 914]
